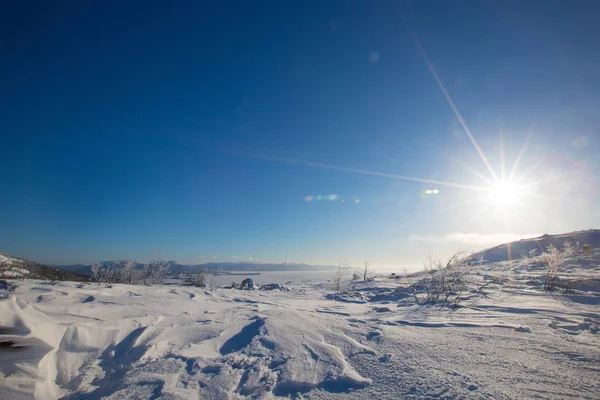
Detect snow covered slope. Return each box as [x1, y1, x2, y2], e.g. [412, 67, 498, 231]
[1, 254, 599, 399]
[470, 229, 600, 263]
[0, 254, 88, 281]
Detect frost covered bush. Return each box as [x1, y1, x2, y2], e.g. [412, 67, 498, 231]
[91, 262, 123, 285]
[91, 257, 169, 286]
[121, 260, 143, 285]
[529, 248, 539, 258]
[206, 268, 220, 291]
[331, 262, 359, 296]
[187, 265, 206, 287]
[413, 253, 473, 307]
[528, 242, 571, 291]
[362, 261, 374, 282]
[539, 244, 564, 290]
[332, 263, 350, 295]
[141, 257, 169, 285]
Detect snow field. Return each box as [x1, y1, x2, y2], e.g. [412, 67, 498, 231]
[1, 258, 599, 399]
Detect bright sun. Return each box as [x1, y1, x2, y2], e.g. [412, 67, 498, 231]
[488, 179, 520, 208]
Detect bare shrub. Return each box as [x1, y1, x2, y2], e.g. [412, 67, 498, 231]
[142, 256, 169, 285]
[475, 277, 500, 296]
[572, 241, 584, 260]
[538, 244, 567, 291]
[187, 265, 207, 287]
[528, 248, 539, 258]
[121, 260, 142, 285]
[332, 262, 351, 296]
[562, 241, 574, 257]
[91, 262, 122, 285]
[206, 268, 221, 291]
[91, 257, 169, 286]
[418, 252, 472, 307]
[362, 261, 373, 282]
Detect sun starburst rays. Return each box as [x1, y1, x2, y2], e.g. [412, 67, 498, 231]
[398, 10, 549, 229]
[508, 133, 532, 182]
[204, 11, 579, 234]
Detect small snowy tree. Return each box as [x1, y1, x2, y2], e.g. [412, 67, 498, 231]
[91, 263, 122, 285]
[332, 263, 350, 295]
[187, 265, 206, 287]
[91, 263, 102, 283]
[142, 256, 170, 285]
[562, 241, 574, 257]
[206, 267, 221, 291]
[573, 241, 583, 259]
[529, 248, 539, 258]
[539, 244, 566, 291]
[121, 260, 141, 285]
[362, 261, 373, 282]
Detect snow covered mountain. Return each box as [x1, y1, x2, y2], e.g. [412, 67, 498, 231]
[470, 229, 600, 263]
[0, 253, 88, 281]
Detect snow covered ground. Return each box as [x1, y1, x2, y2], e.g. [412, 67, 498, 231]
[1, 256, 599, 399]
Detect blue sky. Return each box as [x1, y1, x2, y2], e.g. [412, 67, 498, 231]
[1, 1, 599, 268]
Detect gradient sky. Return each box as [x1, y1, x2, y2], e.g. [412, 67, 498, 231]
[2, 1, 599, 269]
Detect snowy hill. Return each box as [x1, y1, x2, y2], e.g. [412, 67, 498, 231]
[470, 229, 600, 263]
[0, 254, 88, 281]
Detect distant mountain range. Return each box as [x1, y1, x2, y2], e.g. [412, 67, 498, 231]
[51, 260, 338, 276]
[470, 229, 600, 263]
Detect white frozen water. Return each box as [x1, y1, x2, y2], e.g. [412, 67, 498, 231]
[1, 255, 599, 399]
[206, 270, 336, 288]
